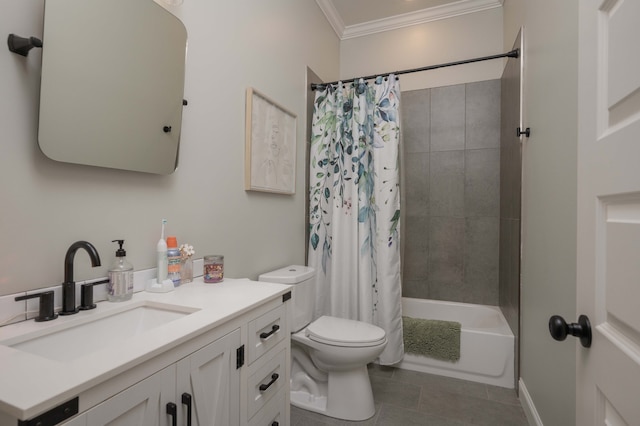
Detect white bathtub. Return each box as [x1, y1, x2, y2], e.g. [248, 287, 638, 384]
[397, 297, 515, 388]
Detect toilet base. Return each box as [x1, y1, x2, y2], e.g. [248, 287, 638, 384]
[290, 365, 376, 421]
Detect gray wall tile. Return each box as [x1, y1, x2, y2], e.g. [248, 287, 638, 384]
[404, 152, 429, 218]
[465, 217, 499, 305]
[430, 151, 464, 217]
[402, 279, 430, 299]
[466, 80, 501, 149]
[402, 89, 430, 153]
[401, 80, 501, 305]
[465, 148, 500, 218]
[431, 85, 465, 152]
[428, 217, 464, 283]
[403, 215, 429, 282]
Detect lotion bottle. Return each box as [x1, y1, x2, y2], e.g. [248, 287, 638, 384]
[108, 240, 134, 302]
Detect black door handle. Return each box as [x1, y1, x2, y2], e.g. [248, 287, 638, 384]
[260, 324, 280, 339]
[259, 373, 279, 392]
[549, 314, 592, 348]
[182, 393, 192, 426]
[166, 402, 177, 426]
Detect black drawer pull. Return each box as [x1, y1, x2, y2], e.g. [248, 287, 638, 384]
[259, 373, 279, 392]
[260, 324, 280, 339]
[166, 402, 177, 426]
[271, 422, 279, 426]
[182, 392, 193, 426]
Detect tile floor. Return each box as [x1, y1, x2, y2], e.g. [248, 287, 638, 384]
[291, 364, 529, 426]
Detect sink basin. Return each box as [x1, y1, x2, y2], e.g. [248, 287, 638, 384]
[1, 301, 199, 362]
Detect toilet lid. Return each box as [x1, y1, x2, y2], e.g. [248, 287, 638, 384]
[305, 316, 386, 347]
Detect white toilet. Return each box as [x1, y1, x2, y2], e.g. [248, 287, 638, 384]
[258, 265, 387, 421]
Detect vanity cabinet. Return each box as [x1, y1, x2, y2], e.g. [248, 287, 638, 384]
[50, 291, 291, 426]
[61, 329, 241, 426]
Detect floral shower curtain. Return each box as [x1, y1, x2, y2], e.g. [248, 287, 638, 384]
[308, 75, 403, 365]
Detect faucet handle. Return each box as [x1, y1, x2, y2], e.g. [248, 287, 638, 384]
[15, 291, 58, 322]
[79, 279, 108, 310]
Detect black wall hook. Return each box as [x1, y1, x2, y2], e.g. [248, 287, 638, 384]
[8, 34, 43, 57]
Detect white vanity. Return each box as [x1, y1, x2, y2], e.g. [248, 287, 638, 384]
[0, 278, 291, 426]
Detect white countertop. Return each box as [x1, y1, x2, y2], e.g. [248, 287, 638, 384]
[0, 278, 291, 420]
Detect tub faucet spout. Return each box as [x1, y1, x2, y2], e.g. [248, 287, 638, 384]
[60, 241, 101, 315]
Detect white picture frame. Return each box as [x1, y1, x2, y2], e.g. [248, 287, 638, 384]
[245, 88, 297, 194]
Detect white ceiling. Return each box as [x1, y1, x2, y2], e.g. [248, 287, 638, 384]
[317, 0, 503, 40]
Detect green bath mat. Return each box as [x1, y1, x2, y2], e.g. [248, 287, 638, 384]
[403, 316, 461, 362]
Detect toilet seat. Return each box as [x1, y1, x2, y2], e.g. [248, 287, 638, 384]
[305, 316, 386, 347]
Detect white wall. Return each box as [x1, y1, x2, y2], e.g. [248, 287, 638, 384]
[0, 0, 339, 296]
[339, 8, 504, 91]
[504, 1, 578, 425]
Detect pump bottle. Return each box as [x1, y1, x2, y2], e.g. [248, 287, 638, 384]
[108, 239, 134, 302]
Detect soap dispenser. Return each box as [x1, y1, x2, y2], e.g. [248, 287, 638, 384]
[108, 239, 134, 302]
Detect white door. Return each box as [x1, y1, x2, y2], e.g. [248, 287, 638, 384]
[577, 0, 640, 425]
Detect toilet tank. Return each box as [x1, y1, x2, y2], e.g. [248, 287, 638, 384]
[258, 265, 315, 332]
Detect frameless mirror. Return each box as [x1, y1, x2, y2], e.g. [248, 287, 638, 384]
[38, 0, 187, 174]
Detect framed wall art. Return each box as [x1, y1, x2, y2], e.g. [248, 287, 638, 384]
[245, 87, 297, 194]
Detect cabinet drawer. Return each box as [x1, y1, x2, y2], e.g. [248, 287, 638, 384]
[248, 303, 286, 364]
[248, 390, 287, 426]
[247, 347, 287, 419]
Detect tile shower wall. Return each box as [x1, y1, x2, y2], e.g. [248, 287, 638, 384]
[402, 80, 501, 305]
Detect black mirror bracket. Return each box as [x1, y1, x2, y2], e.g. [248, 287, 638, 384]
[7, 34, 43, 57]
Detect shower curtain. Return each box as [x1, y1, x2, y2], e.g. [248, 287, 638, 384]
[308, 75, 403, 365]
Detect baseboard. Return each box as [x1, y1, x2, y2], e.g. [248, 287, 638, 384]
[519, 378, 543, 426]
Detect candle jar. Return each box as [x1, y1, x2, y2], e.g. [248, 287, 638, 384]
[203, 255, 224, 283]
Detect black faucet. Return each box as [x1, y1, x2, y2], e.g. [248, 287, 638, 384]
[60, 241, 101, 315]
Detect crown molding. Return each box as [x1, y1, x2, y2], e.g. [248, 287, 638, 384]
[316, 0, 346, 40]
[316, 0, 503, 40]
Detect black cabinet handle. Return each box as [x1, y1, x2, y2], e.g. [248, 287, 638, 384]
[260, 324, 280, 339]
[166, 402, 177, 426]
[271, 422, 279, 426]
[259, 373, 279, 392]
[182, 393, 192, 426]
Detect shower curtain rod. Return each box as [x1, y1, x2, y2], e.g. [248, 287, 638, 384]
[310, 48, 519, 91]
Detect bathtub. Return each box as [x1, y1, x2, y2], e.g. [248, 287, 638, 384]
[396, 297, 515, 388]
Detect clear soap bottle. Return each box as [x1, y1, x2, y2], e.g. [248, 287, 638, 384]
[108, 239, 134, 302]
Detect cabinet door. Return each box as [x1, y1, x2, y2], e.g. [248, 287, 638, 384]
[177, 328, 241, 426]
[86, 366, 174, 426]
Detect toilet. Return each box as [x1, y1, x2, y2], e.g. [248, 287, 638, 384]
[258, 265, 387, 421]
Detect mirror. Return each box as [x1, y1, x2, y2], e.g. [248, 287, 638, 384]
[38, 0, 187, 174]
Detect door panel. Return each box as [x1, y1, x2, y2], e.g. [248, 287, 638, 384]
[177, 329, 241, 426]
[578, 0, 640, 425]
[86, 368, 171, 425]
